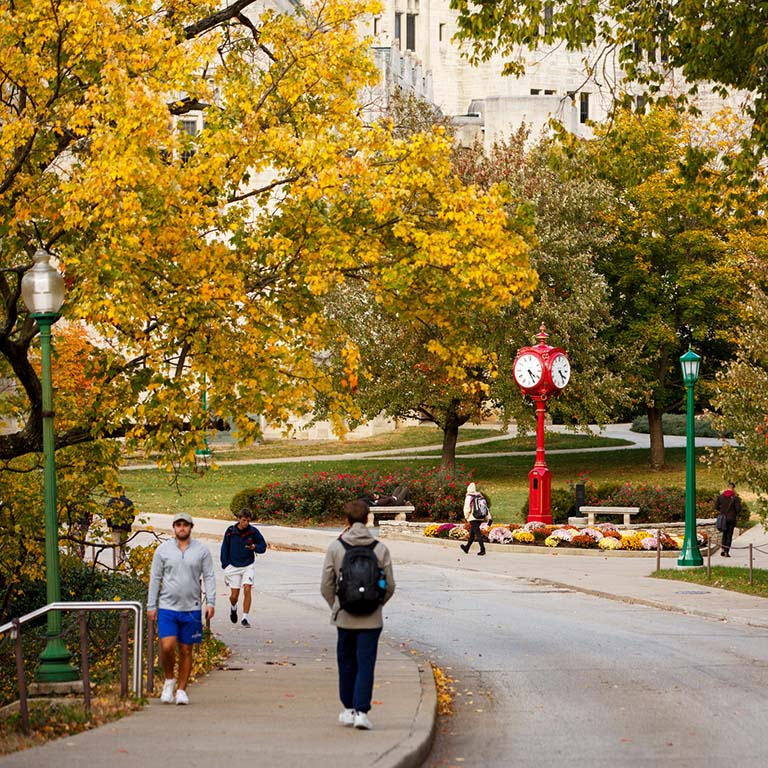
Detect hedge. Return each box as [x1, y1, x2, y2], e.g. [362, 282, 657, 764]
[231, 466, 475, 524]
[524, 477, 750, 526]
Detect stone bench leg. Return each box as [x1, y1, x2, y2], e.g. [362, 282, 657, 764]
[623, 514, 631, 526]
[395, 512, 407, 521]
[366, 512, 375, 527]
[587, 513, 595, 525]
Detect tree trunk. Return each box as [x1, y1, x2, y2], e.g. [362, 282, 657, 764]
[647, 406, 665, 469]
[441, 421, 459, 475]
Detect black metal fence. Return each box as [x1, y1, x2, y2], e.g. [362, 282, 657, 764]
[0, 601, 143, 736]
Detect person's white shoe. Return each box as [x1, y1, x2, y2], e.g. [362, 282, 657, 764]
[175, 689, 189, 705]
[353, 711, 372, 730]
[338, 708, 356, 726]
[160, 679, 175, 704]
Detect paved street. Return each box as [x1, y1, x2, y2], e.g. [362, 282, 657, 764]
[255, 540, 768, 768]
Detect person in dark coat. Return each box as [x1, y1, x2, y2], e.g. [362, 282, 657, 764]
[220, 508, 267, 627]
[715, 482, 741, 557]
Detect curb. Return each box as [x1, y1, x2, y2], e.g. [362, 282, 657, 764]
[377, 661, 437, 768]
[382, 531, 681, 557]
[531, 577, 768, 630]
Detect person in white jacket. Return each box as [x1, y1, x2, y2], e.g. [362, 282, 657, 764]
[461, 482, 489, 556]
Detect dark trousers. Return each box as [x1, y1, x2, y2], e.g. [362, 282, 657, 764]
[466, 520, 486, 553]
[336, 627, 382, 713]
[721, 520, 736, 551]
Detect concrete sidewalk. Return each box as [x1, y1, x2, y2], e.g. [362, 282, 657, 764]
[0, 517, 435, 768]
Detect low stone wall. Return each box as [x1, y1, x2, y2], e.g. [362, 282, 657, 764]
[379, 518, 728, 555]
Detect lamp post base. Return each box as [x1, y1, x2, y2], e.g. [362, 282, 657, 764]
[677, 547, 704, 568]
[36, 636, 79, 683]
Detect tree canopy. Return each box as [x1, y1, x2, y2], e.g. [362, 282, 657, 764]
[711, 257, 768, 522]
[0, 0, 542, 604]
[329, 120, 624, 472]
[0, 0, 538, 467]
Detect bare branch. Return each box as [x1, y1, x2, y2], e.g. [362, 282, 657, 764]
[227, 174, 301, 204]
[184, 0, 258, 39]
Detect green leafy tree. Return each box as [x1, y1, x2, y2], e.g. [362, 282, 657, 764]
[453, 129, 628, 434]
[710, 256, 768, 523]
[581, 106, 764, 467]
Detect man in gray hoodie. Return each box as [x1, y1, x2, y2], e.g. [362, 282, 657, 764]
[148, 512, 216, 705]
[321, 500, 395, 730]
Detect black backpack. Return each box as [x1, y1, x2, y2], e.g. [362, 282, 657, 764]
[471, 494, 490, 520]
[336, 538, 386, 615]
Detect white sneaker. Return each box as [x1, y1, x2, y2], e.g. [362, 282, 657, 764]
[338, 708, 356, 726]
[353, 711, 372, 730]
[160, 679, 175, 704]
[175, 689, 189, 705]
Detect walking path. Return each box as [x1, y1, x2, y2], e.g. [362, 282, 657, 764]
[123, 422, 733, 469]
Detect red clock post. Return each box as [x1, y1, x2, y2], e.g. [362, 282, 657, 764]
[512, 325, 571, 524]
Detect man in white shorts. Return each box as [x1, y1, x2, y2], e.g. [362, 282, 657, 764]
[220, 508, 267, 627]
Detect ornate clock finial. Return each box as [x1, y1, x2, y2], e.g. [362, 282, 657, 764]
[535, 323, 549, 345]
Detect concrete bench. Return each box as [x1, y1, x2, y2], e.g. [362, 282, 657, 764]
[580, 506, 640, 527]
[366, 505, 415, 527]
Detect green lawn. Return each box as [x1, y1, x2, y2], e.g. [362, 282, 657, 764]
[652, 566, 768, 599]
[122, 426, 499, 465]
[121, 433, 726, 524]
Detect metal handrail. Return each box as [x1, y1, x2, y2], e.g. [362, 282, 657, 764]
[0, 601, 144, 697]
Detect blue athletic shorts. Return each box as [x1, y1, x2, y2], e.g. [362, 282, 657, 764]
[157, 609, 203, 645]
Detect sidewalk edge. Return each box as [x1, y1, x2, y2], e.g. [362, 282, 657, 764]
[375, 660, 437, 768]
[534, 578, 768, 629]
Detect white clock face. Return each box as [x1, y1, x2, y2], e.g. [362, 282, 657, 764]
[550, 354, 571, 389]
[514, 353, 543, 388]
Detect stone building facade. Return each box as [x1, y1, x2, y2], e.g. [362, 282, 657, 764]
[360, 0, 747, 149]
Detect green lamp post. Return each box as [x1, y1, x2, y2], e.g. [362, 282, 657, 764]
[21, 249, 79, 681]
[677, 346, 704, 568]
[195, 373, 211, 462]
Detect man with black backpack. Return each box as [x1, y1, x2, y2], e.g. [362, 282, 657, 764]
[320, 499, 395, 731]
